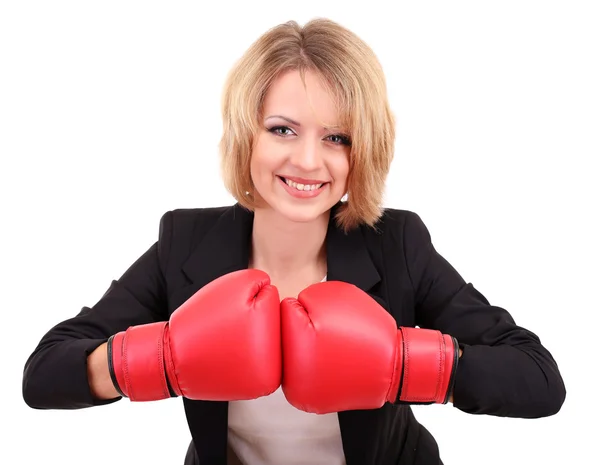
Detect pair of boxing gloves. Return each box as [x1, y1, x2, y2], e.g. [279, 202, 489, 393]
[106, 269, 459, 413]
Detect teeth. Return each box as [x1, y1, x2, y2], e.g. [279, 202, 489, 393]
[284, 178, 323, 191]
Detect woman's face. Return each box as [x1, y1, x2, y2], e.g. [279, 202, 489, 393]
[250, 69, 351, 224]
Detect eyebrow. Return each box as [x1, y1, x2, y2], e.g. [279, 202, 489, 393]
[264, 115, 344, 131]
[265, 115, 301, 126]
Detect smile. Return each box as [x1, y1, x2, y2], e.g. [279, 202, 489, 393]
[280, 176, 324, 191]
[277, 176, 328, 198]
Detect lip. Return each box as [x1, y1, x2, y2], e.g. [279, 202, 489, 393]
[278, 176, 327, 199]
[278, 175, 329, 185]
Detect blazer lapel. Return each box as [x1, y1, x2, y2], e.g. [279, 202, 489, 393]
[181, 203, 254, 290]
[325, 207, 381, 291]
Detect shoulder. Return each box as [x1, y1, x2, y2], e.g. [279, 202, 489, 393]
[154, 204, 238, 262]
[365, 207, 431, 241]
[375, 207, 419, 227]
[159, 205, 234, 236]
[355, 207, 435, 263]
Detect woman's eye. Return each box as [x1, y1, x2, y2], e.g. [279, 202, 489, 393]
[269, 126, 294, 136]
[327, 134, 352, 146]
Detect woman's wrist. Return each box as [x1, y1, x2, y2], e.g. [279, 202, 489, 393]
[87, 342, 120, 400]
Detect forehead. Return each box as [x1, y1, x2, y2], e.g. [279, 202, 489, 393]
[262, 69, 343, 128]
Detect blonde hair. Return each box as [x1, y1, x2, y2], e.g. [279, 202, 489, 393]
[219, 18, 395, 232]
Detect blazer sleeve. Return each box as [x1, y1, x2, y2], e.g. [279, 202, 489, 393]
[403, 211, 566, 418]
[22, 210, 173, 410]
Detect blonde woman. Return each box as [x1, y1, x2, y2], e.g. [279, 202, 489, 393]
[23, 19, 565, 465]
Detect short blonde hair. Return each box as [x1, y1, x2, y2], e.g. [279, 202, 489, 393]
[219, 18, 395, 232]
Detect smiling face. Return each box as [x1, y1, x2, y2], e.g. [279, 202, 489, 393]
[250, 69, 351, 224]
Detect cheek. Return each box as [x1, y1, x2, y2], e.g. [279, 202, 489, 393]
[332, 154, 350, 180]
[250, 144, 280, 191]
[251, 136, 279, 172]
[331, 156, 350, 193]
[251, 153, 278, 178]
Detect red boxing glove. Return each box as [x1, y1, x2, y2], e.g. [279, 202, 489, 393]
[281, 281, 459, 414]
[107, 269, 281, 401]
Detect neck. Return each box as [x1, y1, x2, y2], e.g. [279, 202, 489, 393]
[250, 207, 329, 282]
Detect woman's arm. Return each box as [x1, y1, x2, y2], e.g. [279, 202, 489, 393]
[22, 211, 173, 409]
[402, 211, 566, 418]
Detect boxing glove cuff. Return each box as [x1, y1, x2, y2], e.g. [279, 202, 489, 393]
[107, 322, 176, 401]
[106, 333, 126, 398]
[392, 327, 459, 405]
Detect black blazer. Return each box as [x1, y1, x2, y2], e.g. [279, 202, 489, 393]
[22, 202, 566, 465]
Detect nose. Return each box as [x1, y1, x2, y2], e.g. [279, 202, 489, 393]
[289, 137, 324, 172]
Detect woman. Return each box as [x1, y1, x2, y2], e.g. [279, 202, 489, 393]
[22, 18, 566, 465]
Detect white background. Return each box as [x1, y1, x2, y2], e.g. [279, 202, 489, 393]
[1, 1, 598, 463]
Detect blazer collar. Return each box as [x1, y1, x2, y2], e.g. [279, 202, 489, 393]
[181, 202, 380, 292]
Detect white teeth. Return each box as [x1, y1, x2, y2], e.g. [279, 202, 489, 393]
[284, 178, 324, 191]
